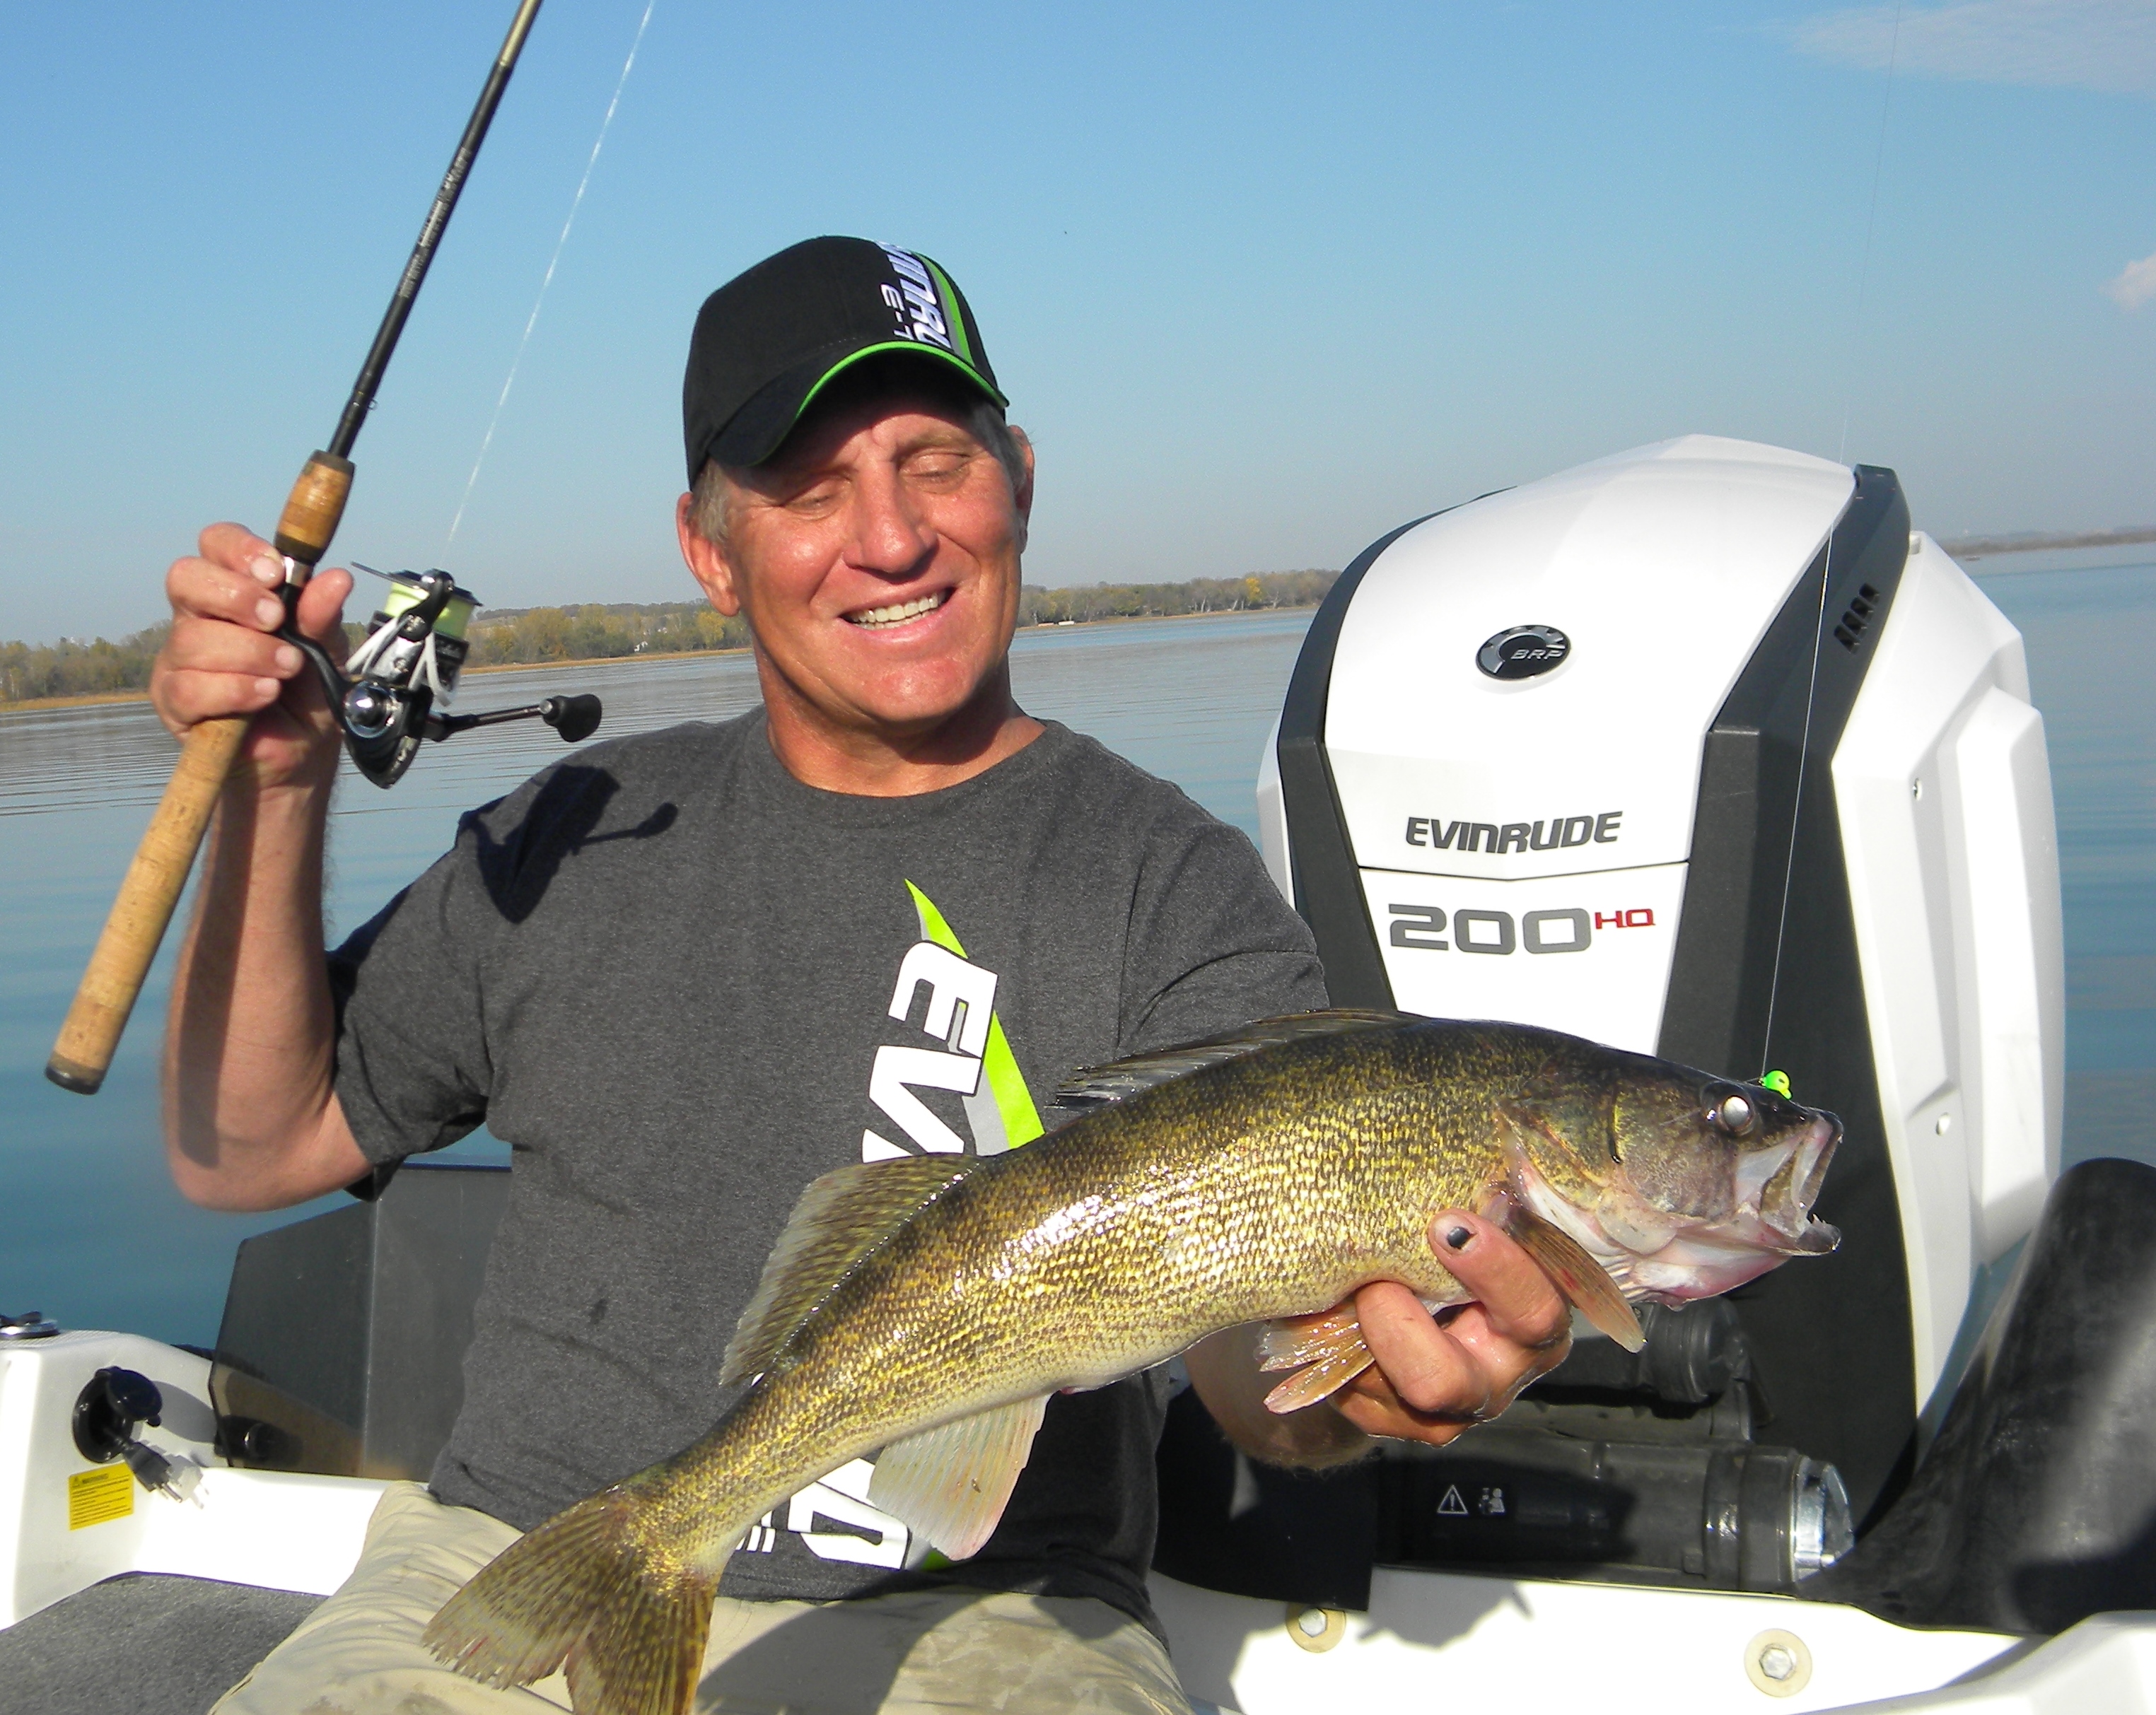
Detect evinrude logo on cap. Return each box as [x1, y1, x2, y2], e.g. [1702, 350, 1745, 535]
[879, 247, 955, 353]
[1477, 624, 1569, 680]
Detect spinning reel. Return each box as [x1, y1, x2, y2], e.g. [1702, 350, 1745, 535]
[281, 567, 602, 788]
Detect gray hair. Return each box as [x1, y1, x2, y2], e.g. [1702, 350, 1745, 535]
[687, 397, 1028, 548]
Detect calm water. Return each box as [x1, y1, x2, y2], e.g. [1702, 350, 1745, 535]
[3, 578, 2150, 1346]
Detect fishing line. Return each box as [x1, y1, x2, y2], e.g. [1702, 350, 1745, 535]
[1759, 1, 1903, 1077]
[1756, 537, 1834, 1079]
[1838, 0, 1903, 465]
[445, 0, 656, 550]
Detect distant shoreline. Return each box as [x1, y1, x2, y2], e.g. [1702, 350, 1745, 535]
[1944, 527, 2156, 561]
[0, 603, 1316, 716]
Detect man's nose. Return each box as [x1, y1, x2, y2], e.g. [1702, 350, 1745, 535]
[845, 468, 937, 577]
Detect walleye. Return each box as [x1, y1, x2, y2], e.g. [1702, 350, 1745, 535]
[425, 1012, 1840, 1715]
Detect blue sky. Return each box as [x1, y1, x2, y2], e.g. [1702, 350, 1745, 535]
[1, 1, 2150, 643]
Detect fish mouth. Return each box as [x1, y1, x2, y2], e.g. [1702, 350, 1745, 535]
[1759, 1116, 1839, 1251]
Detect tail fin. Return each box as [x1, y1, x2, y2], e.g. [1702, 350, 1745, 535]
[424, 1490, 717, 1715]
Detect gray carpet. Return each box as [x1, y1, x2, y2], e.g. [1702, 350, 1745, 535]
[0, 1575, 320, 1715]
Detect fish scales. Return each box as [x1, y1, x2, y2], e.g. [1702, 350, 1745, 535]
[425, 1014, 1842, 1715]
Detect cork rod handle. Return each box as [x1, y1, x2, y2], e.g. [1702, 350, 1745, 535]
[45, 452, 352, 1095]
[46, 717, 250, 1092]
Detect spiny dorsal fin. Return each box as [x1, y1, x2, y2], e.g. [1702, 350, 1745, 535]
[867, 1393, 1050, 1561]
[1052, 1009, 1413, 1112]
[722, 1156, 977, 1386]
[1508, 1207, 1646, 1352]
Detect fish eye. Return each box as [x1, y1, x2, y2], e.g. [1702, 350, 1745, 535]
[1711, 1091, 1756, 1135]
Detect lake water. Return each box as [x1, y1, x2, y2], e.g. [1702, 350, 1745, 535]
[3, 576, 2151, 1347]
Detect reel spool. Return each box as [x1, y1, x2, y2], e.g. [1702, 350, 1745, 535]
[284, 566, 602, 788]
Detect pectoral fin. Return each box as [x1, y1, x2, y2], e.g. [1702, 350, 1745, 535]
[1258, 1303, 1365, 1372]
[1259, 1305, 1377, 1413]
[1509, 1209, 1646, 1352]
[867, 1394, 1050, 1562]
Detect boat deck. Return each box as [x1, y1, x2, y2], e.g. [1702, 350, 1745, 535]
[0, 1574, 317, 1715]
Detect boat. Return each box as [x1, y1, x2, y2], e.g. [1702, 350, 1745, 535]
[8, 435, 2154, 1714]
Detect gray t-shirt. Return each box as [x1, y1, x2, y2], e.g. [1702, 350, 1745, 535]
[329, 713, 1325, 1628]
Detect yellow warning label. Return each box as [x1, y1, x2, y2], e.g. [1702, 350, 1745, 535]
[68, 1463, 133, 1529]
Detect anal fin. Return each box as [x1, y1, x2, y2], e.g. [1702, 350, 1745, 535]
[1258, 1304, 1376, 1413]
[867, 1394, 1049, 1562]
[1510, 1208, 1646, 1352]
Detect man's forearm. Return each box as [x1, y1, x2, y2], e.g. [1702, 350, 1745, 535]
[1184, 1325, 1376, 1470]
[163, 771, 363, 1210]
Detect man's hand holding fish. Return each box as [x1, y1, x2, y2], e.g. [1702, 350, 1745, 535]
[1187, 1205, 1574, 1465]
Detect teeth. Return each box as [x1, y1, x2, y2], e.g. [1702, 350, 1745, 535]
[848, 591, 946, 628]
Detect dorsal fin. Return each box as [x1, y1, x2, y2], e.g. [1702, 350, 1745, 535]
[722, 1156, 977, 1386]
[1051, 1009, 1414, 1112]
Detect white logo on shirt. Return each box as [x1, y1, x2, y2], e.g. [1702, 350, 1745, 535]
[863, 942, 999, 1161]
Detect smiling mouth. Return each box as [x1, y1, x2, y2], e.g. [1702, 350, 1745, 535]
[846, 590, 948, 628]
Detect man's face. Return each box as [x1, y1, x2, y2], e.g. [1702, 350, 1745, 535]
[677, 382, 1034, 747]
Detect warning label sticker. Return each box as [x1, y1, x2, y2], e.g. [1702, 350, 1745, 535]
[1436, 1482, 1469, 1516]
[68, 1464, 132, 1530]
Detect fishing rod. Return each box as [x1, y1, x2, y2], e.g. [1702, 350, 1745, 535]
[47, 0, 600, 1096]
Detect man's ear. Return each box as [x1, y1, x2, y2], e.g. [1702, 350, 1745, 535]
[677, 491, 742, 616]
[1006, 423, 1036, 523]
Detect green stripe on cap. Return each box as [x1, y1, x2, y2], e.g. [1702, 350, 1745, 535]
[794, 341, 1008, 428]
[921, 258, 977, 370]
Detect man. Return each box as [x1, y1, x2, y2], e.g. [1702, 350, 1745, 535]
[155, 238, 1571, 1714]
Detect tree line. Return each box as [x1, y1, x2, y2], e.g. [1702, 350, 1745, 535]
[468, 569, 1339, 666]
[0, 624, 172, 706]
[0, 569, 1338, 703]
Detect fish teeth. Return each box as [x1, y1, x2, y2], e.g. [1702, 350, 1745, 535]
[848, 591, 947, 628]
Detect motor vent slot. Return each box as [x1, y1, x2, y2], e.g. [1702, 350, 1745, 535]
[1834, 583, 1883, 652]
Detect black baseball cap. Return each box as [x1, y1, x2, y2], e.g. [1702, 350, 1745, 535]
[682, 236, 1006, 482]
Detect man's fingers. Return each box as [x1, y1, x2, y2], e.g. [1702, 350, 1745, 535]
[1317, 1214, 1581, 1448]
[197, 522, 282, 581]
[151, 611, 306, 737]
[1352, 1281, 1490, 1420]
[151, 666, 288, 732]
[173, 610, 303, 672]
[295, 566, 352, 646]
[1430, 1211, 1573, 1351]
[168, 555, 291, 634]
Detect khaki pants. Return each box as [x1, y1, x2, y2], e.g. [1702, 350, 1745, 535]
[214, 1483, 1191, 1715]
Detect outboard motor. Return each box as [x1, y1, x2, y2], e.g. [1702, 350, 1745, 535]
[1159, 435, 2065, 1606]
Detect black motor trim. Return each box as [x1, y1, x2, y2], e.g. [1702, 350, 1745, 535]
[1275, 514, 1437, 1008]
[1657, 464, 1915, 1530]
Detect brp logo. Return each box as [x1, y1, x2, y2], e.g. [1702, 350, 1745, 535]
[1476, 624, 1570, 681]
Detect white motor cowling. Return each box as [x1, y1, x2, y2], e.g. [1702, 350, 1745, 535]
[1258, 435, 2063, 1526]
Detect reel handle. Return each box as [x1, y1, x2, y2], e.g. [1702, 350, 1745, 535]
[45, 452, 354, 1096]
